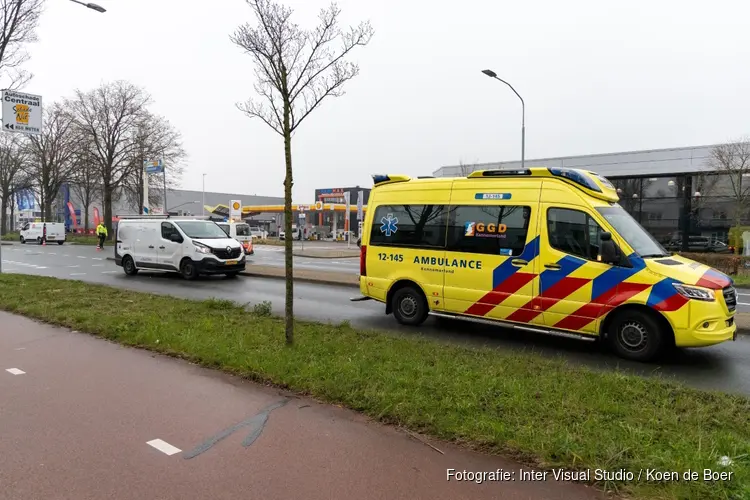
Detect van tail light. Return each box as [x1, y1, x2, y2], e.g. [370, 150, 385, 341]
[360, 245, 367, 276]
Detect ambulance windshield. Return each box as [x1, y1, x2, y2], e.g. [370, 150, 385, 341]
[596, 206, 668, 258]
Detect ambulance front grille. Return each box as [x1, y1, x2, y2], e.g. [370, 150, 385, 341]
[723, 286, 737, 312]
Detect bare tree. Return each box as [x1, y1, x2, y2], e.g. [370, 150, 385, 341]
[0, 132, 29, 233]
[0, 0, 44, 89]
[67, 81, 152, 237]
[231, 0, 373, 344]
[69, 145, 100, 231]
[709, 139, 750, 254]
[457, 160, 478, 177]
[26, 102, 79, 220]
[120, 112, 186, 214]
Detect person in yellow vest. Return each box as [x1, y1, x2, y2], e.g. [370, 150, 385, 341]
[96, 222, 108, 250]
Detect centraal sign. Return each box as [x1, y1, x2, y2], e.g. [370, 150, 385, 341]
[1, 90, 42, 136]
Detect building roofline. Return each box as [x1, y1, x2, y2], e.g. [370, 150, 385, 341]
[434, 142, 725, 172]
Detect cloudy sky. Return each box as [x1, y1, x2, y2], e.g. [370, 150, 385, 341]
[20, 0, 750, 202]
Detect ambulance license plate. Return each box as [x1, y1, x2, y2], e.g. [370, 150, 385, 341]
[226, 260, 238, 265]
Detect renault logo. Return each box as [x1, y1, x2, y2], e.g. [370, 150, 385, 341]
[226, 246, 231, 253]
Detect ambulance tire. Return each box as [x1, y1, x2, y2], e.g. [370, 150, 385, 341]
[608, 310, 665, 362]
[392, 286, 428, 326]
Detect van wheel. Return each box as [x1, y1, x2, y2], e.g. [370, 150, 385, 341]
[225, 272, 239, 278]
[36, 237, 42, 244]
[608, 310, 666, 362]
[20, 236, 25, 244]
[122, 256, 138, 276]
[180, 259, 199, 280]
[391, 286, 428, 326]
[57, 241, 64, 245]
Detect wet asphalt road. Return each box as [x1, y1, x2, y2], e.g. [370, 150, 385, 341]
[1, 312, 604, 500]
[2, 242, 750, 397]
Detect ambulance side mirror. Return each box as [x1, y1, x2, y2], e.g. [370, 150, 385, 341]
[599, 232, 620, 265]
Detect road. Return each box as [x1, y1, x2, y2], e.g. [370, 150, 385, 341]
[252, 244, 359, 274]
[0, 312, 603, 500]
[2, 242, 750, 397]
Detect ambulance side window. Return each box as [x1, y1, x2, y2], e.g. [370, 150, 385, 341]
[369, 204, 448, 249]
[547, 208, 604, 261]
[446, 205, 531, 256]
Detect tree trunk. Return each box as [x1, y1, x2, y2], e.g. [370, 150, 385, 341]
[0, 196, 8, 235]
[103, 183, 113, 240]
[9, 200, 15, 232]
[83, 199, 90, 231]
[283, 103, 294, 345]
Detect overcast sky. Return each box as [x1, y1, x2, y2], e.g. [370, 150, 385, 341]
[21, 0, 750, 202]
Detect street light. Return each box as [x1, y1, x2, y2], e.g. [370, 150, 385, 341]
[481, 69, 525, 169]
[202, 174, 207, 216]
[69, 0, 106, 12]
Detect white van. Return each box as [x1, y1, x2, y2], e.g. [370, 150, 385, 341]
[215, 221, 255, 255]
[20, 222, 66, 245]
[114, 216, 246, 280]
[279, 224, 300, 240]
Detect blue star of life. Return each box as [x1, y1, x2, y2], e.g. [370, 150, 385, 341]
[380, 214, 398, 236]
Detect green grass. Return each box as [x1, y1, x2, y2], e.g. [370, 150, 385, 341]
[0, 274, 747, 500]
[732, 275, 750, 287]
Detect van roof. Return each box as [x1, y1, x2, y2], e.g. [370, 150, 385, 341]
[371, 167, 619, 203]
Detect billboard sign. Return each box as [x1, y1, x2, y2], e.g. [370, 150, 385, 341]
[144, 159, 163, 174]
[2, 90, 42, 135]
[230, 200, 242, 219]
[16, 189, 35, 211]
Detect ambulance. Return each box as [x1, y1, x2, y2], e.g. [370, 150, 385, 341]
[352, 167, 738, 362]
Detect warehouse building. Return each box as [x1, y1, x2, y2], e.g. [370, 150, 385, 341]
[433, 144, 746, 251]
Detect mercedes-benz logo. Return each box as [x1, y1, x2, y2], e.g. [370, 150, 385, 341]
[226, 246, 231, 253]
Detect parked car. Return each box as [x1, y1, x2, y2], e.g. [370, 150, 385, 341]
[664, 236, 731, 253]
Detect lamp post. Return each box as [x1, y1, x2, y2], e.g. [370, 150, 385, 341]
[202, 174, 206, 216]
[69, 0, 106, 12]
[481, 69, 525, 169]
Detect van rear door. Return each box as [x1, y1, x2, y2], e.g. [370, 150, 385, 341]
[443, 182, 542, 326]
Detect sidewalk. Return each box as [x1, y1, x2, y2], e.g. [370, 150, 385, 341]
[0, 311, 605, 500]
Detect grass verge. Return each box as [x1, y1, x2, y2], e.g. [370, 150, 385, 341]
[0, 274, 747, 500]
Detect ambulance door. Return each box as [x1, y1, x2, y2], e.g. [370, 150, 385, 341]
[538, 202, 615, 335]
[443, 184, 542, 326]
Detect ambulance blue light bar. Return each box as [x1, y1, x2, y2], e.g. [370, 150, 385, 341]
[372, 174, 411, 186]
[467, 169, 532, 178]
[547, 167, 602, 193]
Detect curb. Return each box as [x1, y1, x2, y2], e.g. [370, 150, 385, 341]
[239, 271, 359, 288]
[104, 257, 360, 288]
[291, 253, 359, 259]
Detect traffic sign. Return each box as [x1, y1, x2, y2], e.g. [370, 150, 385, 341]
[144, 159, 163, 174]
[2, 90, 42, 136]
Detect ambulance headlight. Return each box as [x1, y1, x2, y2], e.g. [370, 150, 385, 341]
[673, 283, 715, 301]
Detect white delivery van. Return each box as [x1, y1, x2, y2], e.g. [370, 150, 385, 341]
[215, 221, 255, 255]
[249, 226, 267, 240]
[20, 222, 66, 245]
[114, 216, 246, 280]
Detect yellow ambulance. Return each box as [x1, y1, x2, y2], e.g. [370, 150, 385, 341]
[353, 167, 738, 362]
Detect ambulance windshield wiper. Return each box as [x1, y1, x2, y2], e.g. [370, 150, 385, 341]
[640, 253, 669, 259]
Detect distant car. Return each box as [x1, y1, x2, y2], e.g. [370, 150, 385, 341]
[249, 226, 267, 240]
[279, 224, 300, 241]
[665, 236, 731, 253]
[20, 221, 66, 245]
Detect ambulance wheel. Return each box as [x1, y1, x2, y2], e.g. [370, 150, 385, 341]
[392, 286, 428, 326]
[608, 310, 665, 363]
[180, 259, 199, 280]
[122, 256, 138, 276]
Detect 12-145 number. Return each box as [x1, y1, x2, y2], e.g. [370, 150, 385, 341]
[378, 252, 403, 262]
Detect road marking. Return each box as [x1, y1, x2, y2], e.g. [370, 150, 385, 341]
[147, 439, 182, 456]
[1, 260, 47, 270]
[70, 273, 87, 276]
[102, 270, 118, 274]
[92, 264, 104, 267]
[68, 265, 80, 268]
[738, 302, 750, 306]
[92, 258, 103, 261]
[48, 252, 56, 255]
[63, 254, 70, 257]
[5, 368, 25, 375]
[14, 348, 26, 351]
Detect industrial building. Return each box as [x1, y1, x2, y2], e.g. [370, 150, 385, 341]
[434, 144, 745, 251]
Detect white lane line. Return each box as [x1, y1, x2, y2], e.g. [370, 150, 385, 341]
[68, 265, 80, 268]
[92, 264, 104, 267]
[738, 302, 750, 306]
[146, 439, 182, 456]
[48, 252, 56, 255]
[77, 256, 88, 259]
[70, 273, 87, 276]
[6, 368, 26, 375]
[92, 258, 103, 261]
[101, 270, 118, 274]
[14, 348, 26, 351]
